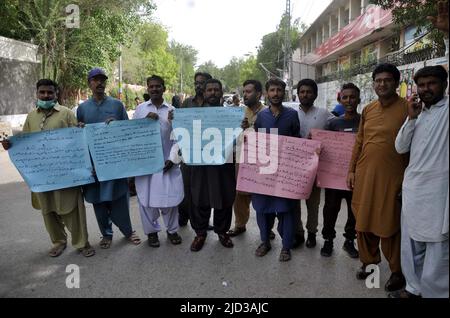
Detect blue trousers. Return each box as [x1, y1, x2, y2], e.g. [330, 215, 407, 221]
[92, 193, 133, 239]
[256, 211, 295, 249]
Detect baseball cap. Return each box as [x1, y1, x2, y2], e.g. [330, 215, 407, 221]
[88, 68, 108, 81]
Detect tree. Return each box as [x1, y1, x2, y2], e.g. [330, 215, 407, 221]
[122, 22, 178, 90]
[197, 60, 222, 80]
[370, 0, 446, 47]
[0, 0, 156, 105]
[168, 40, 198, 95]
[256, 14, 307, 81]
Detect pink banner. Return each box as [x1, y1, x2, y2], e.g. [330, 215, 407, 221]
[236, 132, 320, 200]
[310, 129, 356, 191]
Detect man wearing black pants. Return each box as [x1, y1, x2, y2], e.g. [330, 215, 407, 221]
[320, 83, 360, 258]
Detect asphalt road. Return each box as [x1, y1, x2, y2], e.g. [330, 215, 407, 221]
[0, 150, 390, 298]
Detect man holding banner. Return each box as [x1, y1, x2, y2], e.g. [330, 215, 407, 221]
[319, 83, 360, 258]
[294, 79, 335, 249]
[227, 80, 267, 238]
[133, 75, 184, 248]
[1, 79, 95, 258]
[188, 79, 237, 252]
[252, 78, 301, 262]
[77, 68, 141, 249]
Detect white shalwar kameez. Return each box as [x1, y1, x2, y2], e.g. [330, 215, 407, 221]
[395, 95, 449, 298]
[133, 101, 184, 235]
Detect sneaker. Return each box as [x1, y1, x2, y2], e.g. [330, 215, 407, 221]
[190, 235, 206, 252]
[306, 233, 316, 248]
[343, 239, 359, 258]
[147, 232, 160, 248]
[320, 239, 333, 257]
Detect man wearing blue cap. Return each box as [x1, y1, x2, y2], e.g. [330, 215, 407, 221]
[77, 68, 141, 249]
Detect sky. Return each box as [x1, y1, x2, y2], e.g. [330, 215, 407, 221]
[153, 0, 333, 68]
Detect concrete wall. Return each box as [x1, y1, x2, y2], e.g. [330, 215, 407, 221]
[0, 36, 41, 124]
[315, 56, 448, 112]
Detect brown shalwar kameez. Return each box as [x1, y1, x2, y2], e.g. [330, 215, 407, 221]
[349, 96, 408, 272]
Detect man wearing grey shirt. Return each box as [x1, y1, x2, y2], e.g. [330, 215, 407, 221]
[294, 79, 335, 248]
[393, 66, 449, 298]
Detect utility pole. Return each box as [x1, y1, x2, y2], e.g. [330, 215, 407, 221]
[283, 0, 292, 100]
[118, 44, 123, 100]
[180, 58, 183, 93]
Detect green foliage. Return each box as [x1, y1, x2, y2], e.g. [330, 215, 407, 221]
[0, 0, 156, 104]
[168, 40, 198, 95]
[370, 0, 445, 47]
[256, 14, 307, 80]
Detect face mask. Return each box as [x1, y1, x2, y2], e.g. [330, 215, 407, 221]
[36, 99, 56, 109]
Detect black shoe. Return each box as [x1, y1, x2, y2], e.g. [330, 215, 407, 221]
[147, 232, 160, 248]
[207, 224, 214, 231]
[269, 230, 276, 240]
[388, 289, 421, 298]
[306, 233, 316, 248]
[227, 227, 246, 237]
[218, 233, 234, 248]
[343, 239, 359, 258]
[320, 239, 333, 257]
[292, 234, 304, 248]
[385, 272, 406, 292]
[167, 231, 182, 245]
[356, 265, 373, 280]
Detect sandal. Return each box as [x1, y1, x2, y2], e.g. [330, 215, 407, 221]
[78, 243, 95, 257]
[128, 231, 141, 245]
[99, 237, 112, 249]
[255, 242, 271, 257]
[167, 231, 182, 245]
[48, 242, 66, 257]
[279, 248, 291, 262]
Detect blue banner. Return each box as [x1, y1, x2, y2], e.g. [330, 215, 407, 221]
[172, 107, 244, 165]
[84, 119, 165, 181]
[8, 127, 95, 192]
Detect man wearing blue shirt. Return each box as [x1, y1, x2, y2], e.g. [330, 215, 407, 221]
[77, 68, 141, 249]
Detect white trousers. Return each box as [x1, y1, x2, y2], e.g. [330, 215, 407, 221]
[401, 217, 449, 298]
[139, 205, 179, 235]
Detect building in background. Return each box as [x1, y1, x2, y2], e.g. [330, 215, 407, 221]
[292, 0, 447, 111]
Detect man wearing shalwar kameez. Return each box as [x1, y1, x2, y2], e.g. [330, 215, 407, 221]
[1, 79, 94, 257]
[252, 78, 301, 262]
[347, 64, 408, 292]
[77, 68, 141, 248]
[392, 65, 449, 298]
[188, 79, 236, 252]
[133, 75, 184, 247]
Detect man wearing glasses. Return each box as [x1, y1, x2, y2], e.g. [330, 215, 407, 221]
[347, 63, 409, 292]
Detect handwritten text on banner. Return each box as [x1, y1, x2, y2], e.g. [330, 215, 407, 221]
[172, 107, 244, 165]
[85, 119, 164, 181]
[236, 132, 320, 200]
[310, 129, 356, 191]
[8, 128, 95, 192]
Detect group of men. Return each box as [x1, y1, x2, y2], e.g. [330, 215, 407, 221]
[1, 9, 448, 297]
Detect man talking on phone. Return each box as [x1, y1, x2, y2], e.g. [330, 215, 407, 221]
[393, 65, 449, 298]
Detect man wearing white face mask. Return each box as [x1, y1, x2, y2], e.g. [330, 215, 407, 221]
[1, 79, 95, 258]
